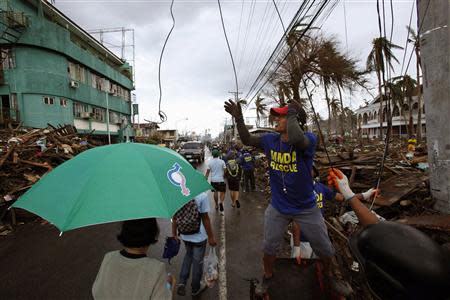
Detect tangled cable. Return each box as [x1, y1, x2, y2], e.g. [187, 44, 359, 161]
[155, 0, 176, 124]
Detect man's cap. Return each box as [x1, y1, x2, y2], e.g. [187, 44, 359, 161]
[270, 106, 288, 116]
[212, 149, 220, 157]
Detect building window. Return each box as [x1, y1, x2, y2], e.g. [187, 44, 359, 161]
[43, 96, 54, 105]
[73, 102, 89, 118]
[60, 98, 68, 107]
[1, 49, 15, 69]
[109, 111, 119, 124]
[68, 61, 86, 83]
[92, 107, 106, 122]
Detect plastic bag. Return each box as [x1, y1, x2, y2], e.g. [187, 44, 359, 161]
[203, 247, 219, 287]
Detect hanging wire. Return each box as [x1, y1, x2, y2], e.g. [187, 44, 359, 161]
[371, 0, 392, 210]
[217, 0, 239, 97]
[271, 0, 334, 168]
[400, 1, 415, 75]
[342, 0, 348, 53]
[403, 0, 431, 77]
[156, 0, 176, 124]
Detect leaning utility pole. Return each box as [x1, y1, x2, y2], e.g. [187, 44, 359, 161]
[418, 0, 450, 213]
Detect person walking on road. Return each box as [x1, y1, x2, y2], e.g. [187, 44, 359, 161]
[225, 153, 242, 208]
[92, 218, 174, 300]
[240, 148, 256, 192]
[225, 99, 341, 295]
[205, 149, 227, 214]
[172, 191, 217, 297]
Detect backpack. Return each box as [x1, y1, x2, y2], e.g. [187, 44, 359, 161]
[226, 159, 240, 178]
[173, 199, 201, 235]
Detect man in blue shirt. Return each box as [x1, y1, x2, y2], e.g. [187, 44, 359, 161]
[240, 148, 256, 192]
[225, 99, 337, 295]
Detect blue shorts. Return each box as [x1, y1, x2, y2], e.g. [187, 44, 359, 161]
[263, 204, 335, 258]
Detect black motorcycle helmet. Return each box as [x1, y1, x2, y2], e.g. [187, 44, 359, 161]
[349, 221, 450, 300]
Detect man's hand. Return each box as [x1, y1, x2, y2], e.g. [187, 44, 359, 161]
[208, 237, 217, 247]
[327, 168, 355, 201]
[172, 235, 180, 244]
[287, 100, 302, 113]
[361, 188, 379, 201]
[224, 100, 243, 119]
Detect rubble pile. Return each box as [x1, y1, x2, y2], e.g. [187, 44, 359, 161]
[0, 125, 101, 206]
[316, 141, 448, 300]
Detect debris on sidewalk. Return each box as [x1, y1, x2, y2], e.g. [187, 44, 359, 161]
[0, 124, 103, 232]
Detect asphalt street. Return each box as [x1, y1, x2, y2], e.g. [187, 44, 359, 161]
[0, 151, 269, 300]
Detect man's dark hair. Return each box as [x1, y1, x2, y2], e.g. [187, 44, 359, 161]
[117, 218, 159, 248]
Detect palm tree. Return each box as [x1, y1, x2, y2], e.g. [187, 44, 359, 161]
[330, 98, 341, 134]
[407, 25, 422, 140]
[366, 37, 403, 138]
[394, 75, 417, 136]
[253, 95, 268, 127]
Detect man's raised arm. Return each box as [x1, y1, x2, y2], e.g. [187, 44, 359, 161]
[224, 100, 261, 148]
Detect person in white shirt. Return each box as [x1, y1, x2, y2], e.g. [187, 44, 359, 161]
[205, 149, 227, 214]
[92, 218, 174, 300]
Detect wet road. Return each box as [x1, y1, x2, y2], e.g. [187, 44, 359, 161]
[0, 150, 269, 299]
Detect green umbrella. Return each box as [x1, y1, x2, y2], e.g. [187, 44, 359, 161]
[12, 143, 211, 232]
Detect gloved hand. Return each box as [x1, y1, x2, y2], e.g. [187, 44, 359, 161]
[224, 100, 243, 120]
[287, 100, 302, 114]
[327, 168, 355, 201]
[361, 188, 379, 201]
[287, 101, 307, 125]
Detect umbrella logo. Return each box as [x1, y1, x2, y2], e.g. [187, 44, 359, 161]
[167, 163, 191, 196]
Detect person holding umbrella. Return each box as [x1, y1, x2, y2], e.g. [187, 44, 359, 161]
[92, 218, 174, 299]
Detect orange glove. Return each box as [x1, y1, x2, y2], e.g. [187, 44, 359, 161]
[327, 168, 355, 200]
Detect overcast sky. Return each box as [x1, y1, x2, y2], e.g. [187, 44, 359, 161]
[55, 0, 417, 137]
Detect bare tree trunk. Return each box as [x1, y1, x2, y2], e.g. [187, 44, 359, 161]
[324, 85, 331, 136]
[408, 95, 414, 135]
[337, 85, 345, 137]
[416, 47, 423, 141]
[376, 70, 383, 139]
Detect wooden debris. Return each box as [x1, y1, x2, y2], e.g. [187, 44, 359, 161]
[397, 215, 450, 232]
[0, 124, 102, 201]
[369, 172, 429, 206]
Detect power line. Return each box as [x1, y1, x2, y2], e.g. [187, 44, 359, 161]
[246, 0, 336, 105]
[244, 0, 314, 101]
[240, 0, 286, 93]
[233, 0, 245, 71]
[217, 0, 239, 97]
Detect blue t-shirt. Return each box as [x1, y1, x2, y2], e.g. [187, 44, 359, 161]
[207, 158, 226, 182]
[260, 132, 317, 214]
[240, 152, 255, 171]
[180, 192, 210, 243]
[314, 181, 336, 213]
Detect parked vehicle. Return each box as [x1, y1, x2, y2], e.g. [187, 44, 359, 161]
[178, 141, 204, 162]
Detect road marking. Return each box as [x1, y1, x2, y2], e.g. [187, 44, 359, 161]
[219, 213, 227, 300]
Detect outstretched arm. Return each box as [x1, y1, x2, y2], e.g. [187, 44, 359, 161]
[224, 100, 261, 148]
[328, 168, 380, 227]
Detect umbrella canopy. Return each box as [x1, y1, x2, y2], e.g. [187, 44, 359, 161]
[12, 143, 211, 232]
